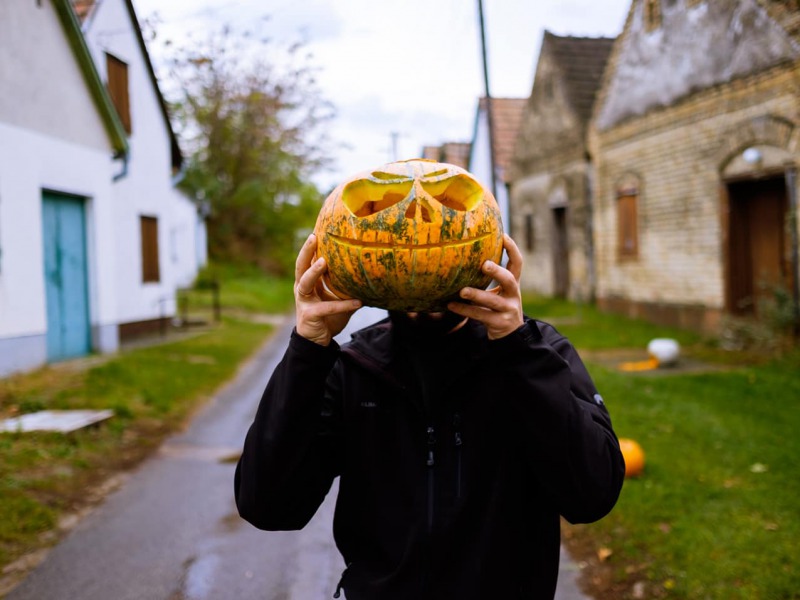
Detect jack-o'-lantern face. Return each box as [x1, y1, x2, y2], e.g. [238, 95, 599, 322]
[314, 159, 504, 312]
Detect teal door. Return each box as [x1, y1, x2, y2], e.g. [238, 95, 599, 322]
[42, 192, 91, 361]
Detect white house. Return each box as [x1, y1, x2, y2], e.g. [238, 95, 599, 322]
[0, 0, 206, 378]
[0, 0, 129, 377]
[468, 97, 526, 236]
[74, 0, 207, 340]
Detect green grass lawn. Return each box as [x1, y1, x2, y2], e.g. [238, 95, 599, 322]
[523, 296, 800, 599]
[0, 267, 294, 578]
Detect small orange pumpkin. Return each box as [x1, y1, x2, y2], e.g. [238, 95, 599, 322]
[313, 159, 504, 312]
[619, 438, 645, 478]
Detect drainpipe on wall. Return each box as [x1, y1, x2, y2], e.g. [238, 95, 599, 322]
[784, 164, 800, 338]
[112, 151, 129, 182]
[477, 0, 498, 203]
[171, 163, 187, 187]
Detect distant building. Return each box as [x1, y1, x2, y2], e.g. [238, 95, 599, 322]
[469, 97, 527, 234]
[421, 142, 472, 169]
[510, 32, 614, 300]
[589, 0, 800, 331]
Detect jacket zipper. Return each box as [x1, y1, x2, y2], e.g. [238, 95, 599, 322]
[426, 425, 436, 533]
[453, 412, 463, 499]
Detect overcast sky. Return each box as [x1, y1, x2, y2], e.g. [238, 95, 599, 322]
[130, 0, 630, 190]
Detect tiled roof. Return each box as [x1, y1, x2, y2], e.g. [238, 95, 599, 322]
[441, 142, 471, 169]
[71, 0, 96, 22]
[479, 97, 527, 182]
[545, 31, 615, 125]
[421, 142, 472, 169]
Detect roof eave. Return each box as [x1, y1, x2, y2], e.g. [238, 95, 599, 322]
[53, 0, 129, 158]
[123, 0, 183, 171]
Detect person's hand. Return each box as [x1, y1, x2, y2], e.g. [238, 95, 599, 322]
[295, 234, 362, 346]
[447, 234, 524, 340]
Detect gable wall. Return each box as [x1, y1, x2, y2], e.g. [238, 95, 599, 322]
[0, 1, 109, 150]
[510, 39, 595, 300]
[512, 48, 585, 177]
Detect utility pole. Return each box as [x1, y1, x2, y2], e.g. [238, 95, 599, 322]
[477, 0, 498, 202]
[390, 132, 399, 161]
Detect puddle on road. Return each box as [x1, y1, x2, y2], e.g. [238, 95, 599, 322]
[176, 552, 221, 600]
[158, 444, 241, 462]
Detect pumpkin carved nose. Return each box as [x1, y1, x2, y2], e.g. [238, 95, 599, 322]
[405, 182, 442, 224]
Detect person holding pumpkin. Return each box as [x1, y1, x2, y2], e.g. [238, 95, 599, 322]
[235, 160, 625, 599]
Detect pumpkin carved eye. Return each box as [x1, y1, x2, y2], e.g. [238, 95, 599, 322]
[421, 174, 484, 211]
[342, 179, 413, 217]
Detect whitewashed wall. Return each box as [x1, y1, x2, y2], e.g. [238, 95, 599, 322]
[469, 107, 511, 233]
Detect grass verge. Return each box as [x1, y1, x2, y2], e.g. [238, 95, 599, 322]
[523, 296, 800, 599]
[0, 267, 294, 581]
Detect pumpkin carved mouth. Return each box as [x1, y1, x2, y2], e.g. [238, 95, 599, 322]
[327, 232, 492, 250]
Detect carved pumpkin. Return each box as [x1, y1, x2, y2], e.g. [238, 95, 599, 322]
[313, 159, 504, 312]
[619, 438, 645, 478]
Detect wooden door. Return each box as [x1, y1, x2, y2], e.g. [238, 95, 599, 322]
[727, 177, 790, 315]
[42, 192, 91, 360]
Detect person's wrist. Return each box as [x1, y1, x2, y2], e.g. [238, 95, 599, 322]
[294, 320, 329, 346]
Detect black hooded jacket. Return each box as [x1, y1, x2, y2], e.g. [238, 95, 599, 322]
[235, 316, 625, 599]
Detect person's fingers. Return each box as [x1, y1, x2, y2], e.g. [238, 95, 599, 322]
[459, 287, 508, 312]
[296, 256, 327, 299]
[303, 298, 362, 317]
[503, 234, 523, 282]
[295, 234, 318, 285]
[482, 260, 519, 297]
[447, 301, 491, 321]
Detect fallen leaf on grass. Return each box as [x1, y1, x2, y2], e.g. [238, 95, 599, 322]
[597, 547, 613, 562]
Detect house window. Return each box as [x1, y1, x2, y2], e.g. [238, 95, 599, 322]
[617, 192, 639, 260]
[140, 216, 160, 283]
[644, 0, 662, 32]
[524, 213, 535, 252]
[106, 53, 131, 134]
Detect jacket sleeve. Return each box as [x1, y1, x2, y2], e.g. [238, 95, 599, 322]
[490, 318, 625, 524]
[234, 329, 343, 531]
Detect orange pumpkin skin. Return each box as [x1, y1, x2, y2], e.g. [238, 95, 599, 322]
[314, 159, 504, 312]
[619, 438, 646, 478]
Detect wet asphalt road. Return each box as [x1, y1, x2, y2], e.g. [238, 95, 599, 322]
[7, 307, 589, 600]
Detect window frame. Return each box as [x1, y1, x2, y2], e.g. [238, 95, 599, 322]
[106, 52, 131, 134]
[617, 191, 639, 261]
[140, 215, 161, 283]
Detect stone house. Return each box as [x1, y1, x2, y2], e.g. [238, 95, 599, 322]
[421, 142, 472, 169]
[589, 0, 800, 332]
[509, 32, 615, 300]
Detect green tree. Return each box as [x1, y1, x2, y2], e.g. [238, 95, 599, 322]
[161, 22, 333, 273]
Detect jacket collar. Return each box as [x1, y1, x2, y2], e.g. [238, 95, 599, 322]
[341, 317, 490, 394]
